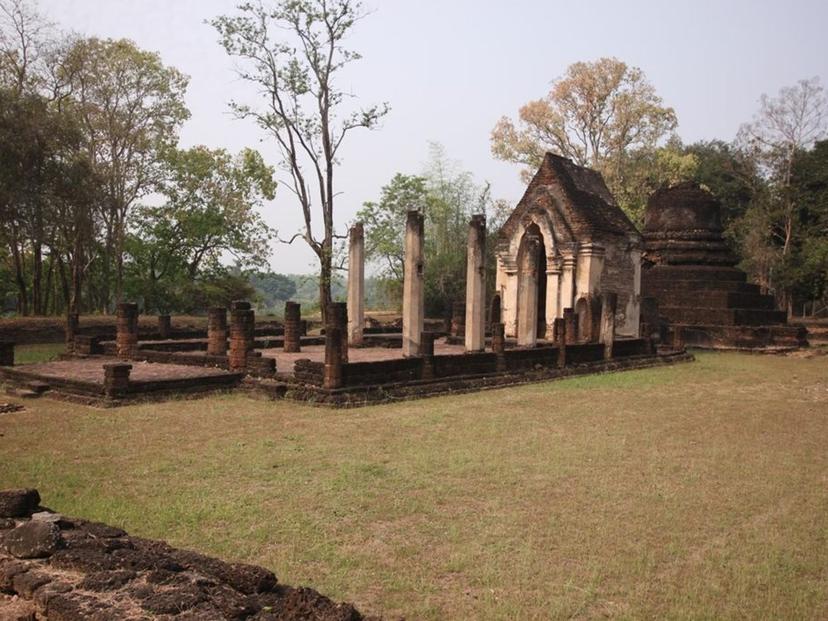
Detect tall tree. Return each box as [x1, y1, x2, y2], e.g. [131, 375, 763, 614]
[737, 77, 827, 312]
[491, 57, 678, 221]
[60, 37, 190, 308]
[126, 146, 276, 312]
[212, 0, 388, 317]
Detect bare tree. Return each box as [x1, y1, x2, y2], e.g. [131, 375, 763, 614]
[739, 77, 827, 255]
[212, 0, 388, 315]
[738, 78, 827, 313]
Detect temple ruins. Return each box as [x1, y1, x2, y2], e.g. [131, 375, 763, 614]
[641, 183, 808, 350]
[495, 153, 642, 345]
[13, 151, 813, 407]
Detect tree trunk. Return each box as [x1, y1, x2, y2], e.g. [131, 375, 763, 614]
[9, 223, 28, 315]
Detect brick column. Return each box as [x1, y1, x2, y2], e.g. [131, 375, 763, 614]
[283, 301, 301, 353]
[421, 331, 435, 380]
[157, 314, 171, 339]
[563, 307, 577, 345]
[347, 223, 365, 347]
[207, 307, 228, 356]
[492, 322, 506, 372]
[600, 292, 617, 360]
[103, 362, 131, 398]
[465, 214, 486, 352]
[328, 302, 348, 363]
[0, 341, 14, 366]
[229, 301, 255, 371]
[65, 313, 79, 354]
[323, 326, 343, 390]
[402, 210, 425, 357]
[116, 302, 139, 359]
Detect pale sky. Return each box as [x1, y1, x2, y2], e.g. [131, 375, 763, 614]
[40, 0, 828, 274]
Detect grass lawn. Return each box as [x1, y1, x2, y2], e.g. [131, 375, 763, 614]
[1, 351, 827, 619]
[13, 343, 66, 365]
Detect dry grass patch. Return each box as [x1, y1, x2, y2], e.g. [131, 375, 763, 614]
[1, 352, 827, 619]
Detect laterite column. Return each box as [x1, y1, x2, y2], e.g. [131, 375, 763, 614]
[328, 302, 348, 363]
[347, 223, 365, 347]
[207, 307, 228, 356]
[323, 326, 343, 390]
[492, 323, 506, 372]
[555, 317, 566, 368]
[0, 341, 14, 366]
[116, 302, 138, 359]
[563, 308, 577, 344]
[465, 214, 486, 352]
[517, 232, 540, 347]
[421, 332, 435, 380]
[158, 314, 171, 339]
[229, 301, 255, 371]
[65, 312, 79, 354]
[284, 301, 301, 353]
[599, 292, 617, 360]
[451, 301, 466, 338]
[103, 362, 131, 399]
[402, 210, 425, 357]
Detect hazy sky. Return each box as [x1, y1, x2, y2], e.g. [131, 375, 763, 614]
[39, 0, 828, 274]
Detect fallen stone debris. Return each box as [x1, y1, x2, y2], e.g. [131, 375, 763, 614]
[0, 489, 375, 621]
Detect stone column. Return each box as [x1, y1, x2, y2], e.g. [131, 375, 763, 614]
[65, 312, 79, 354]
[116, 302, 138, 359]
[328, 302, 349, 363]
[465, 214, 486, 352]
[600, 292, 618, 360]
[0, 341, 14, 366]
[421, 332, 436, 380]
[229, 301, 255, 371]
[563, 307, 577, 344]
[347, 223, 365, 347]
[283, 301, 301, 353]
[559, 252, 577, 318]
[323, 326, 343, 390]
[157, 314, 171, 339]
[517, 232, 540, 348]
[207, 307, 228, 356]
[103, 362, 131, 399]
[402, 210, 425, 357]
[450, 301, 465, 338]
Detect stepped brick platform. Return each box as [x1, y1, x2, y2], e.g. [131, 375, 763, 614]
[0, 489, 372, 620]
[641, 183, 807, 350]
[0, 359, 244, 405]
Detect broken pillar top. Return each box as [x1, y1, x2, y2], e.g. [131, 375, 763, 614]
[230, 300, 251, 311]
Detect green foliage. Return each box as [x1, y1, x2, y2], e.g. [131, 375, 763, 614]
[124, 145, 275, 313]
[358, 144, 496, 317]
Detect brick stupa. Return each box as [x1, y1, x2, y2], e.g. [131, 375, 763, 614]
[641, 182, 807, 350]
